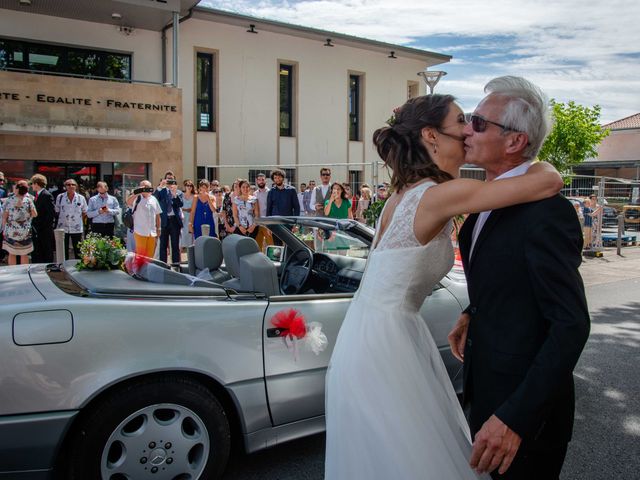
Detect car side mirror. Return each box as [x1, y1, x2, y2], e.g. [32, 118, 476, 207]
[265, 245, 285, 262]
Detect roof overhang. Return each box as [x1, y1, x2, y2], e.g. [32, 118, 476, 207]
[191, 6, 451, 66]
[0, 0, 199, 31]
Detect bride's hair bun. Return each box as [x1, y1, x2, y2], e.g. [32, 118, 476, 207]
[373, 94, 456, 190]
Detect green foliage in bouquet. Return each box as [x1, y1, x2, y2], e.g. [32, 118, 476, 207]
[76, 233, 127, 271]
[363, 199, 387, 227]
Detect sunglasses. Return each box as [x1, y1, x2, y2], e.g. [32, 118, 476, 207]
[470, 114, 516, 133]
[321, 173, 331, 177]
[212, 190, 221, 193]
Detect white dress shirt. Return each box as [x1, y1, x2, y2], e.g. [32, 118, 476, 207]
[469, 160, 533, 258]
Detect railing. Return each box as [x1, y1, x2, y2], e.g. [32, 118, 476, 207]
[1, 66, 170, 86]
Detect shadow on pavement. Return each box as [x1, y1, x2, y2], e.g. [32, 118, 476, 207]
[565, 302, 640, 479]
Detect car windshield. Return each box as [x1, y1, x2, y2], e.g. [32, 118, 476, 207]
[263, 218, 373, 259]
[293, 224, 370, 258]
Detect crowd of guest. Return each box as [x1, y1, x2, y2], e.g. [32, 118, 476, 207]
[0, 167, 382, 265]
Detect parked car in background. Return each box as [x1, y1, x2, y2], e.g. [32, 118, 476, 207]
[601, 206, 620, 227]
[623, 204, 640, 230]
[0, 216, 467, 480]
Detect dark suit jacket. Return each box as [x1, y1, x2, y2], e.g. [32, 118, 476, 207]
[32, 189, 56, 234]
[314, 185, 332, 215]
[459, 194, 590, 449]
[154, 188, 184, 229]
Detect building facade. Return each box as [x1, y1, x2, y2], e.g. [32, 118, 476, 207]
[0, 0, 450, 197]
[574, 113, 640, 180]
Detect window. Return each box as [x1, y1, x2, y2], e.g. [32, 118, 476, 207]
[279, 64, 294, 136]
[197, 166, 218, 182]
[196, 52, 214, 132]
[348, 170, 361, 195]
[0, 37, 131, 80]
[407, 81, 419, 99]
[349, 74, 362, 141]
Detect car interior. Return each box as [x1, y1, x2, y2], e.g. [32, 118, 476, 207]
[51, 220, 372, 298]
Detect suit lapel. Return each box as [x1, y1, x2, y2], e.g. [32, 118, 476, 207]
[468, 209, 504, 270]
[459, 214, 478, 274]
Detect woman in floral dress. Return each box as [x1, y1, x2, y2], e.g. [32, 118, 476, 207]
[2, 179, 38, 265]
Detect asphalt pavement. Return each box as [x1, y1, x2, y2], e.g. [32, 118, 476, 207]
[223, 245, 640, 480]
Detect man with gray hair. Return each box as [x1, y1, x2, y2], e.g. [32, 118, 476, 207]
[448, 76, 590, 479]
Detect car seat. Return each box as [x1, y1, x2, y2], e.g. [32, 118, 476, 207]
[187, 236, 231, 283]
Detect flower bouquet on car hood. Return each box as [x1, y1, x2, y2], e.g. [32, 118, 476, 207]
[76, 233, 127, 271]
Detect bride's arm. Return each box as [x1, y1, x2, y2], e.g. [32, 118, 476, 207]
[428, 161, 563, 220]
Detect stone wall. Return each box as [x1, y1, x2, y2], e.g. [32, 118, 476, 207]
[0, 71, 182, 180]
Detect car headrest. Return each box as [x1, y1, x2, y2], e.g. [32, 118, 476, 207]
[221, 234, 260, 278]
[194, 236, 223, 271]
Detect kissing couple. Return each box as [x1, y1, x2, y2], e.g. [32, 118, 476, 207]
[325, 76, 590, 479]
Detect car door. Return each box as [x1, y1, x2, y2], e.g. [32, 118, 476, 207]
[263, 293, 351, 426]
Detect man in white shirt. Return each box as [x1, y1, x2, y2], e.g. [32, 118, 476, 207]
[126, 180, 161, 258]
[55, 178, 88, 259]
[255, 173, 270, 218]
[314, 168, 332, 216]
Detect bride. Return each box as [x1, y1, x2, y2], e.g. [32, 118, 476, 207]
[324, 94, 562, 479]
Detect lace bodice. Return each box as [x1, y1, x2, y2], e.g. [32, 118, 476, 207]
[376, 181, 447, 250]
[358, 180, 454, 312]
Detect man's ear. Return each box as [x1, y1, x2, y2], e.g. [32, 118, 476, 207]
[505, 132, 529, 155]
[421, 127, 438, 148]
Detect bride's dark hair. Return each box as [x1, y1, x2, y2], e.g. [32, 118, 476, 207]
[373, 94, 456, 191]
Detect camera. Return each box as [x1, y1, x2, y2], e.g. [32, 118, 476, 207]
[166, 179, 177, 185]
[134, 187, 154, 195]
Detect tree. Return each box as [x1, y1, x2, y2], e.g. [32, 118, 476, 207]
[538, 100, 609, 176]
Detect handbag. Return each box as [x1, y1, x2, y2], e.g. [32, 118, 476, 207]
[122, 196, 141, 230]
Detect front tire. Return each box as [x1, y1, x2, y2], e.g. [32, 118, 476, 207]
[66, 375, 230, 480]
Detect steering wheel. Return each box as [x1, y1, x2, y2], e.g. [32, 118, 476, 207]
[280, 248, 314, 295]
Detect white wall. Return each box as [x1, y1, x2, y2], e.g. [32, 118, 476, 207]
[0, 9, 162, 83]
[174, 18, 436, 184]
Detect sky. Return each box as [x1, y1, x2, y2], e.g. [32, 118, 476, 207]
[200, 0, 640, 124]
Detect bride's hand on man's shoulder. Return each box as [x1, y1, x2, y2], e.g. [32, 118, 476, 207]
[528, 161, 563, 194]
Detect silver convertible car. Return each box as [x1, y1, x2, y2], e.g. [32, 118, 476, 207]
[0, 216, 468, 480]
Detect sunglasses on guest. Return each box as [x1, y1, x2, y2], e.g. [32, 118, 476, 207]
[470, 114, 517, 133]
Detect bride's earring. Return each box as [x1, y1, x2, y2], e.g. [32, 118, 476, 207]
[433, 144, 438, 155]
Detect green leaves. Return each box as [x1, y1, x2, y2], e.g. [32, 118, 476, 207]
[363, 199, 386, 227]
[538, 100, 610, 180]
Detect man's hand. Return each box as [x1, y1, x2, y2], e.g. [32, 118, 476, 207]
[470, 415, 521, 475]
[448, 313, 470, 362]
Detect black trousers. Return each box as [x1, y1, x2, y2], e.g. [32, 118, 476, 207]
[64, 233, 83, 260]
[32, 228, 54, 263]
[490, 444, 568, 480]
[159, 216, 181, 264]
[91, 222, 115, 237]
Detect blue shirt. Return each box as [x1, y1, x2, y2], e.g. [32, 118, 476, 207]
[266, 185, 300, 216]
[87, 193, 121, 224]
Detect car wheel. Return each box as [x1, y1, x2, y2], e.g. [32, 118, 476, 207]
[66, 375, 230, 480]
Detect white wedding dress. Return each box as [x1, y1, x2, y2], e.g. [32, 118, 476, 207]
[325, 181, 487, 479]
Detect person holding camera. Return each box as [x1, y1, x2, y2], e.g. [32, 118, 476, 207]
[154, 171, 184, 264]
[87, 182, 121, 237]
[126, 180, 161, 259]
